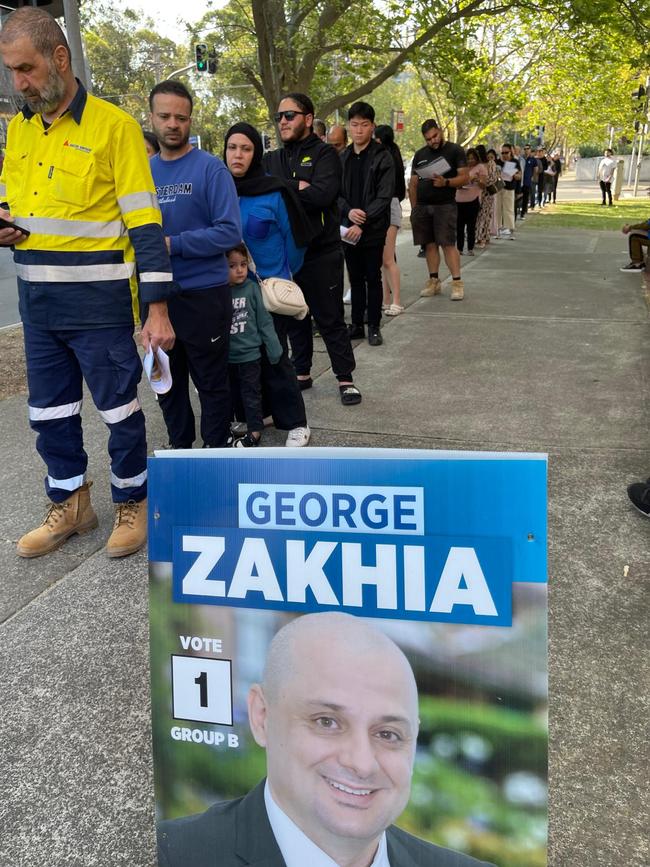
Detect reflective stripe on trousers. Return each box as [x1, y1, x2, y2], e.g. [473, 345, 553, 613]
[22, 324, 148, 504]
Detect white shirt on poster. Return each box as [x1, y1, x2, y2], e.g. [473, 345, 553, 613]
[264, 781, 391, 867]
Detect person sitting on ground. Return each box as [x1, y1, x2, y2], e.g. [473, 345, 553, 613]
[226, 244, 283, 448]
[620, 218, 650, 272]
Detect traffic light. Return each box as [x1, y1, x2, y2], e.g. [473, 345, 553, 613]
[208, 48, 218, 75]
[195, 43, 208, 73]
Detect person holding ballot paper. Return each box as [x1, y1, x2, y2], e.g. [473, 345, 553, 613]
[409, 120, 469, 301]
[496, 143, 521, 239]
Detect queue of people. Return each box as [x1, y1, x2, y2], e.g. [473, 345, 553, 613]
[0, 5, 572, 562]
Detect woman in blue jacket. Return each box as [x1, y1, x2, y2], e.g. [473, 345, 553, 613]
[224, 123, 315, 447]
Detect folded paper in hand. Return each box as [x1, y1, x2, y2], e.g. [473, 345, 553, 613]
[340, 225, 360, 245]
[415, 156, 452, 178]
[143, 346, 172, 395]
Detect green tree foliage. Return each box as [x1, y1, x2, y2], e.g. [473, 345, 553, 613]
[78, 0, 650, 159]
[522, 31, 641, 154]
[192, 0, 559, 121]
[81, 5, 186, 125]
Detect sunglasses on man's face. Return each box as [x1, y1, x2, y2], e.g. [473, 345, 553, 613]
[274, 110, 307, 122]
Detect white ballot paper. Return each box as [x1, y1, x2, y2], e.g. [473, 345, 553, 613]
[500, 160, 518, 181]
[415, 156, 452, 178]
[340, 225, 360, 245]
[143, 346, 172, 395]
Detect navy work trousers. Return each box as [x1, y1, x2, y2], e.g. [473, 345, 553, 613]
[23, 324, 147, 504]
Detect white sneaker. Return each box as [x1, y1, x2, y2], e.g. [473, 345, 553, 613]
[285, 425, 311, 447]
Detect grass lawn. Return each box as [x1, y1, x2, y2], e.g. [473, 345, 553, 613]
[527, 198, 650, 231]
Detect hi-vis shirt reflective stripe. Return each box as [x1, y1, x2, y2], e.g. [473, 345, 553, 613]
[0, 84, 175, 327]
[118, 191, 159, 214]
[19, 217, 127, 239]
[16, 262, 135, 282]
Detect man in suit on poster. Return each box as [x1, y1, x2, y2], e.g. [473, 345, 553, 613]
[157, 612, 494, 867]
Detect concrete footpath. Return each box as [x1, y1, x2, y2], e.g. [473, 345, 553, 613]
[0, 210, 648, 866]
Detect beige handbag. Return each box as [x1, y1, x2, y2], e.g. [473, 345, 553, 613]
[259, 276, 309, 320]
[251, 260, 309, 320]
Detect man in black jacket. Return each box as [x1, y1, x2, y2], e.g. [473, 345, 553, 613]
[339, 102, 394, 346]
[264, 93, 362, 406]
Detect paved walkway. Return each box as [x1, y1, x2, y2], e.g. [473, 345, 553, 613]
[0, 209, 648, 866]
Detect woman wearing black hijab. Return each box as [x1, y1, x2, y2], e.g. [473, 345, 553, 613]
[224, 123, 313, 447]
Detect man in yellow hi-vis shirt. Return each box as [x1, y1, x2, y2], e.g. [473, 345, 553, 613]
[0, 7, 176, 559]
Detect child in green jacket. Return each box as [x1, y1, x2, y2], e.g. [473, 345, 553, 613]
[227, 244, 282, 447]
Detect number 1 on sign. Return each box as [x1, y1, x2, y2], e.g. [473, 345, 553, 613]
[194, 671, 208, 707]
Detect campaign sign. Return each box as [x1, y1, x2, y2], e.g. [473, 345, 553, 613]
[149, 448, 548, 867]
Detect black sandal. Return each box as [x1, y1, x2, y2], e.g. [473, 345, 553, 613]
[234, 433, 261, 448]
[339, 384, 362, 406]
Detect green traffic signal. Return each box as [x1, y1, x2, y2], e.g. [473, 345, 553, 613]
[195, 43, 208, 73]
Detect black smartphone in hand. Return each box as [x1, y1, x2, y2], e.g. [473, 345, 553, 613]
[0, 216, 30, 237]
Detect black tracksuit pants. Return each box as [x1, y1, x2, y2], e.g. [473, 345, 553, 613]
[158, 286, 231, 448]
[345, 243, 384, 329]
[288, 247, 356, 380]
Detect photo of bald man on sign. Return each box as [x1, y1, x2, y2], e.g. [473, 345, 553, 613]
[157, 612, 494, 867]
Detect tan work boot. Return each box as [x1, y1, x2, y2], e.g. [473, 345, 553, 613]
[420, 276, 441, 297]
[17, 482, 98, 558]
[450, 279, 465, 301]
[105, 498, 147, 558]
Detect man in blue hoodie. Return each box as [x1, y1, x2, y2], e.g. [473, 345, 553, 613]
[149, 80, 242, 448]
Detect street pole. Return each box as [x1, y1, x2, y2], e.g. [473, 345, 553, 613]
[62, 0, 89, 91]
[633, 125, 646, 197]
[627, 134, 637, 186]
[167, 64, 196, 79]
[633, 75, 650, 197]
